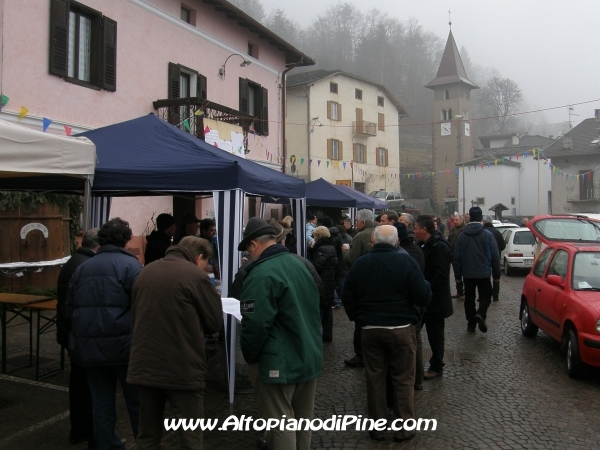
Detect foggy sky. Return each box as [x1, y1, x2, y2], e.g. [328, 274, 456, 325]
[261, 0, 600, 127]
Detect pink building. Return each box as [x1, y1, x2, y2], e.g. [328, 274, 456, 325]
[0, 0, 313, 243]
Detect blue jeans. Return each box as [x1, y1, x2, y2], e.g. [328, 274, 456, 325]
[86, 365, 139, 450]
[334, 276, 346, 307]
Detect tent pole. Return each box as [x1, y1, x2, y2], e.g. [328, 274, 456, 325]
[82, 177, 92, 231]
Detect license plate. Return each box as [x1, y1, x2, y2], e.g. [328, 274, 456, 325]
[524, 259, 533, 265]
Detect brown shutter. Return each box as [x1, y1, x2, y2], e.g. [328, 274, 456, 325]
[353, 143, 358, 162]
[356, 108, 363, 133]
[327, 139, 332, 159]
[197, 74, 207, 100]
[239, 78, 249, 114]
[378, 113, 385, 131]
[364, 145, 367, 165]
[261, 87, 269, 136]
[101, 16, 117, 91]
[385, 148, 389, 166]
[338, 103, 342, 121]
[327, 101, 332, 120]
[49, 0, 70, 77]
[338, 140, 343, 160]
[168, 63, 180, 99]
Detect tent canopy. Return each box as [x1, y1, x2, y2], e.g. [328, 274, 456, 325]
[77, 114, 304, 198]
[0, 119, 96, 190]
[261, 178, 385, 209]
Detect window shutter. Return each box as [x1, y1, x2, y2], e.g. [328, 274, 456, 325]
[327, 101, 332, 120]
[385, 148, 389, 166]
[353, 143, 358, 162]
[101, 16, 117, 91]
[327, 139, 332, 160]
[364, 145, 367, 165]
[378, 113, 385, 131]
[338, 140, 343, 160]
[239, 78, 249, 114]
[49, 0, 70, 77]
[261, 87, 269, 136]
[338, 103, 342, 121]
[197, 74, 207, 100]
[168, 63, 180, 99]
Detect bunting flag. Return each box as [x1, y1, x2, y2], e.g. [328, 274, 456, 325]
[194, 109, 204, 116]
[343, 162, 346, 169]
[1, 94, 8, 107]
[204, 126, 211, 134]
[18, 106, 28, 120]
[183, 119, 190, 131]
[309, 159, 313, 165]
[64, 125, 72, 136]
[326, 161, 330, 168]
[42, 118, 52, 132]
[301, 158, 305, 165]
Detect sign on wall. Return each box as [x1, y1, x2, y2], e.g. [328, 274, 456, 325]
[203, 118, 245, 158]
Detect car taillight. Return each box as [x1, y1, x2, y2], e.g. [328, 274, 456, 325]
[508, 253, 523, 257]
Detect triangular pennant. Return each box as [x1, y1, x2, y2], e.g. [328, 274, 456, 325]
[343, 162, 346, 169]
[42, 118, 52, 132]
[194, 109, 204, 116]
[183, 119, 190, 131]
[309, 159, 313, 165]
[326, 161, 330, 168]
[204, 126, 211, 134]
[301, 158, 305, 165]
[318, 160, 321, 167]
[64, 125, 72, 136]
[18, 106, 29, 120]
[1, 94, 9, 107]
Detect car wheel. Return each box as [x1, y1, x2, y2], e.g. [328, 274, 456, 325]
[504, 258, 513, 276]
[520, 301, 538, 337]
[566, 328, 586, 378]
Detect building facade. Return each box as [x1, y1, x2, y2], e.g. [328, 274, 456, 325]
[286, 70, 407, 194]
[0, 0, 312, 236]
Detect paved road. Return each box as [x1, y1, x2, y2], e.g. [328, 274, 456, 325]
[1, 270, 600, 449]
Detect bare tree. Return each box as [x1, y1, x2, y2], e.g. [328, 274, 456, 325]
[264, 9, 301, 47]
[478, 76, 523, 134]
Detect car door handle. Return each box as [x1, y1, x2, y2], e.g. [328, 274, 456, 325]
[537, 288, 542, 292]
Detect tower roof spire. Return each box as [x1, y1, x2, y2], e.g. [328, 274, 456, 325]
[425, 30, 478, 90]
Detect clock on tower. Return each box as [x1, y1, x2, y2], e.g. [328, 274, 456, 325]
[441, 122, 451, 136]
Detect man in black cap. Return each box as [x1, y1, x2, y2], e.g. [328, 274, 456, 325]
[238, 217, 322, 449]
[144, 213, 176, 265]
[453, 207, 501, 333]
[173, 214, 200, 245]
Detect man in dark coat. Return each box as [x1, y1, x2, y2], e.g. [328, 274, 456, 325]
[483, 215, 506, 302]
[454, 207, 501, 333]
[414, 215, 453, 380]
[143, 213, 176, 265]
[342, 225, 431, 442]
[128, 237, 223, 449]
[56, 228, 99, 447]
[312, 226, 338, 342]
[173, 213, 200, 245]
[448, 213, 466, 299]
[66, 218, 142, 450]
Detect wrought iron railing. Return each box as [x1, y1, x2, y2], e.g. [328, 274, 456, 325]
[352, 120, 377, 136]
[567, 186, 600, 202]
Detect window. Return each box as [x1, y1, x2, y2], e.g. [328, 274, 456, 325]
[377, 96, 384, 107]
[248, 41, 259, 59]
[376, 147, 388, 166]
[180, 4, 196, 25]
[441, 110, 447, 121]
[240, 78, 269, 136]
[181, 6, 190, 23]
[168, 62, 207, 130]
[378, 113, 385, 131]
[330, 82, 338, 94]
[353, 143, 366, 163]
[354, 182, 366, 193]
[327, 101, 342, 121]
[511, 196, 516, 205]
[579, 170, 594, 200]
[355, 89, 362, 100]
[327, 139, 343, 160]
[533, 248, 553, 277]
[49, 0, 117, 91]
[448, 108, 453, 120]
[476, 197, 485, 205]
[445, 90, 449, 99]
[547, 250, 569, 279]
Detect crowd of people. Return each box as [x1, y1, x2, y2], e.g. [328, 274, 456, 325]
[54, 204, 503, 449]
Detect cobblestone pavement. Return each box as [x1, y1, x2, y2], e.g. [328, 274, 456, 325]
[1, 270, 600, 449]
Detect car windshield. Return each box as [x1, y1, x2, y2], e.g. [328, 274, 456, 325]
[513, 231, 536, 245]
[533, 218, 600, 243]
[370, 191, 387, 199]
[572, 251, 600, 290]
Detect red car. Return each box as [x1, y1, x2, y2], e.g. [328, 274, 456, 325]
[519, 215, 600, 378]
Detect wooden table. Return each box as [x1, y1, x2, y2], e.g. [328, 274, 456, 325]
[0, 293, 54, 374]
[27, 300, 64, 380]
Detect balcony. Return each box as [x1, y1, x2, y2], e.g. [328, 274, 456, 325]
[152, 97, 254, 153]
[352, 120, 377, 136]
[567, 186, 600, 203]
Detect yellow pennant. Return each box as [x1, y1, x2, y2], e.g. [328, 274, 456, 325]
[18, 106, 29, 120]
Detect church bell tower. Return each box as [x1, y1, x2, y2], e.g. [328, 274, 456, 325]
[426, 28, 478, 215]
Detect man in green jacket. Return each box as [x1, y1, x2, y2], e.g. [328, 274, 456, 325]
[239, 218, 322, 450]
[342, 208, 375, 367]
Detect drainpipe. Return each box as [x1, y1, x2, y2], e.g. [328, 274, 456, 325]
[281, 57, 305, 174]
[305, 86, 311, 181]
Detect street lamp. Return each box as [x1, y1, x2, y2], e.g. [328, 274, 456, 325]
[218, 53, 251, 80]
[455, 115, 465, 214]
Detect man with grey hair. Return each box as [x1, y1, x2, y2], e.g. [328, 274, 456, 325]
[57, 228, 100, 447]
[342, 208, 375, 367]
[342, 225, 431, 442]
[399, 213, 415, 240]
[482, 215, 506, 302]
